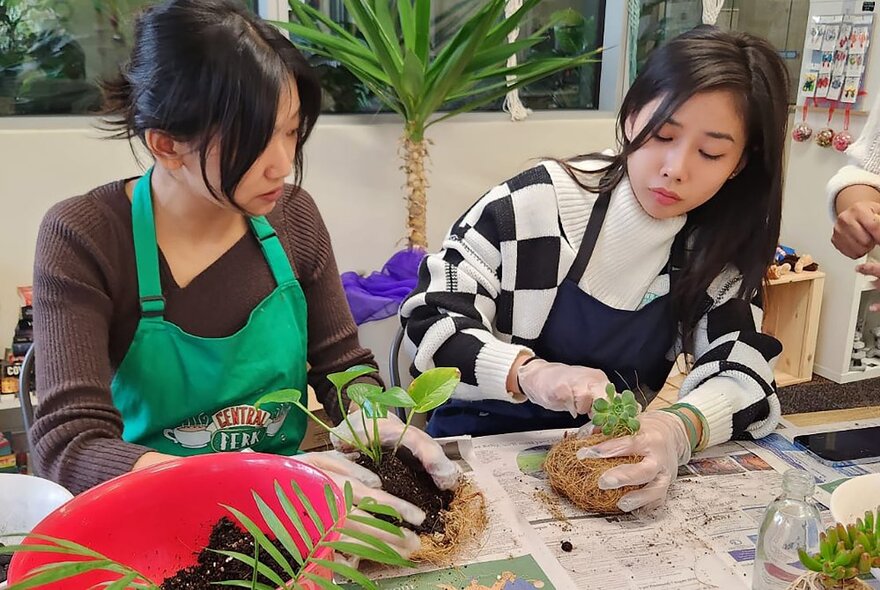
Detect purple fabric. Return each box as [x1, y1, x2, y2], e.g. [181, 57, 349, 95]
[341, 248, 426, 325]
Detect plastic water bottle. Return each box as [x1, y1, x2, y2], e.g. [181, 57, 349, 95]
[752, 469, 823, 589]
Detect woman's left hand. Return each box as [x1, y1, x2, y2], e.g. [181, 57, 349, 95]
[329, 410, 462, 491]
[575, 411, 692, 512]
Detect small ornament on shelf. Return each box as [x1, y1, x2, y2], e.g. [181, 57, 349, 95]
[832, 106, 854, 152]
[816, 104, 836, 148]
[792, 102, 813, 142]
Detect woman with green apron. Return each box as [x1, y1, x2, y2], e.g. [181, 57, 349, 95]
[30, 0, 455, 558]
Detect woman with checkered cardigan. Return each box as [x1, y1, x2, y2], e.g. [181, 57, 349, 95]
[400, 27, 789, 513]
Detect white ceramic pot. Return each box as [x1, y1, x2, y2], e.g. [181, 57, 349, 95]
[829, 473, 880, 580]
[0, 473, 73, 545]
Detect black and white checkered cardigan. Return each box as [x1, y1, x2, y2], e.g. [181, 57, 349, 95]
[400, 161, 783, 448]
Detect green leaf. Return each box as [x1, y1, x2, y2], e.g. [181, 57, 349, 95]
[621, 390, 636, 405]
[344, 481, 355, 511]
[214, 581, 275, 590]
[346, 383, 383, 408]
[602, 424, 614, 436]
[255, 389, 302, 409]
[606, 415, 619, 427]
[625, 418, 640, 432]
[408, 367, 461, 413]
[373, 386, 416, 409]
[605, 383, 616, 396]
[324, 484, 339, 523]
[592, 398, 609, 413]
[300, 572, 342, 590]
[336, 526, 405, 555]
[362, 399, 387, 419]
[322, 542, 411, 567]
[261, 484, 307, 564]
[413, 0, 431, 64]
[397, 0, 415, 54]
[481, 0, 544, 47]
[400, 50, 426, 106]
[102, 572, 141, 590]
[210, 550, 286, 588]
[311, 558, 378, 589]
[288, 479, 325, 538]
[221, 504, 296, 580]
[358, 497, 403, 520]
[347, 514, 407, 538]
[340, 0, 404, 86]
[624, 405, 638, 418]
[327, 365, 378, 392]
[4, 559, 116, 590]
[591, 413, 607, 426]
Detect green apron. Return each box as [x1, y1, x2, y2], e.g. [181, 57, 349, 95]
[110, 168, 308, 455]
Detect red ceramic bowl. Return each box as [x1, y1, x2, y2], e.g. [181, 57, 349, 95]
[8, 453, 342, 589]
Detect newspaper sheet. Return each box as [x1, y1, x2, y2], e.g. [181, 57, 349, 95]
[352, 419, 880, 590]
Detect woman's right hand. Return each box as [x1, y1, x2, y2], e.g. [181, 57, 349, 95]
[132, 451, 177, 471]
[295, 450, 422, 558]
[514, 358, 610, 417]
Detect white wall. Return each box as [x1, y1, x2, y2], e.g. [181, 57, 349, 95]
[0, 112, 617, 374]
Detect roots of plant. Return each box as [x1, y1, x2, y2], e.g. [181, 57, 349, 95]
[786, 572, 873, 589]
[412, 478, 487, 563]
[543, 433, 644, 515]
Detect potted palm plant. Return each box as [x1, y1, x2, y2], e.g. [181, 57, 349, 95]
[278, 0, 601, 250]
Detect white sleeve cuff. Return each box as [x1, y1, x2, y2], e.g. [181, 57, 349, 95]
[472, 340, 533, 402]
[676, 376, 737, 448]
[826, 165, 880, 221]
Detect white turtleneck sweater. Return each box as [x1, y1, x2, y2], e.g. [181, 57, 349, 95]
[400, 159, 783, 449]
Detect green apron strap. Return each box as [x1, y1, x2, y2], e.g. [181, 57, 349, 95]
[131, 168, 166, 319]
[249, 216, 295, 285]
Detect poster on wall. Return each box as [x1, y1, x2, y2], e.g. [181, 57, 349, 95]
[797, 13, 875, 109]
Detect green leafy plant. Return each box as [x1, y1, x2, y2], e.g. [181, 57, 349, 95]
[796, 509, 880, 589]
[276, 0, 600, 249]
[590, 384, 640, 438]
[256, 365, 460, 464]
[0, 480, 410, 590]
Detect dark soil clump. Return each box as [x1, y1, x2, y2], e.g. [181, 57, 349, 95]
[161, 517, 298, 589]
[356, 448, 453, 535]
[0, 542, 11, 583]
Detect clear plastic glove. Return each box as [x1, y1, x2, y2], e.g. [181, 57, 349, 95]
[330, 411, 461, 491]
[294, 450, 422, 558]
[516, 358, 610, 417]
[575, 411, 692, 512]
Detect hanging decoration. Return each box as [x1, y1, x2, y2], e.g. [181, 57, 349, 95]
[833, 106, 854, 152]
[702, 0, 726, 25]
[796, 11, 874, 151]
[792, 100, 813, 142]
[816, 104, 836, 148]
[502, 0, 532, 121]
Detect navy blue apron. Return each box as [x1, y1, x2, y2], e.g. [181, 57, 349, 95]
[426, 189, 684, 438]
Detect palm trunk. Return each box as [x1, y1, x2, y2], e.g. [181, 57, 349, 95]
[403, 134, 429, 250]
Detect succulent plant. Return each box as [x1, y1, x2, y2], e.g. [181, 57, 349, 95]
[590, 384, 640, 438]
[798, 509, 880, 588]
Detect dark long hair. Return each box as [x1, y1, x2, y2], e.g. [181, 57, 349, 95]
[562, 26, 788, 353]
[101, 0, 321, 202]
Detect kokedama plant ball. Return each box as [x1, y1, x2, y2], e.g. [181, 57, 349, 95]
[543, 433, 644, 515]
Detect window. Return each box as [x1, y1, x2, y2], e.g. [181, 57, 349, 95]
[0, 0, 258, 117]
[636, 0, 809, 103]
[0, 0, 152, 116]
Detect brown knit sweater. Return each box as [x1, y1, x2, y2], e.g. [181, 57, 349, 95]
[32, 179, 379, 494]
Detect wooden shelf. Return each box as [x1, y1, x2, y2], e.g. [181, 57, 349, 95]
[0, 393, 36, 412]
[768, 270, 825, 286]
[763, 271, 826, 386]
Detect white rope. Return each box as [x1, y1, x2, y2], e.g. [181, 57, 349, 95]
[702, 0, 727, 25]
[502, 0, 532, 121]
